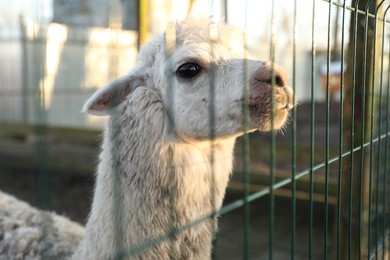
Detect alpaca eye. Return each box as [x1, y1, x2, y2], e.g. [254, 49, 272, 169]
[176, 63, 201, 79]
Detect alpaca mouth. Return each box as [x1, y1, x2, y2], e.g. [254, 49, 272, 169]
[247, 102, 290, 115]
[273, 103, 292, 111]
[272, 87, 294, 111]
[244, 86, 294, 131]
[246, 93, 294, 112]
[246, 83, 294, 110]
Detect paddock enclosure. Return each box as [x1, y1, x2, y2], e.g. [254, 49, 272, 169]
[0, 0, 389, 259]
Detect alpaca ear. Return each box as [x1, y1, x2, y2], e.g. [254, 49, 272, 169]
[83, 74, 144, 115]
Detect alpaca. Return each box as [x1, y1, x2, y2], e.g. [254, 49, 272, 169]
[0, 191, 84, 259]
[72, 17, 294, 259]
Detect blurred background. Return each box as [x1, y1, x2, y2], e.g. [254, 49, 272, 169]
[0, 0, 389, 259]
[0, 0, 357, 129]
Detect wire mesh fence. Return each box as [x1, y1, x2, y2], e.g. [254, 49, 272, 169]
[0, 0, 389, 259]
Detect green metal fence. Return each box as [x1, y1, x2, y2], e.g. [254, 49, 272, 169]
[0, 0, 389, 259]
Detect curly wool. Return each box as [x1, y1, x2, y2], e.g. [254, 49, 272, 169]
[0, 191, 84, 260]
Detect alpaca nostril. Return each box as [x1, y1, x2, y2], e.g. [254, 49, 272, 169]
[254, 64, 287, 87]
[256, 73, 284, 87]
[275, 74, 284, 87]
[273, 69, 286, 87]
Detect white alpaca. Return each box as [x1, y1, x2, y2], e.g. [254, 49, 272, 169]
[0, 191, 84, 259]
[0, 18, 293, 260]
[73, 18, 293, 259]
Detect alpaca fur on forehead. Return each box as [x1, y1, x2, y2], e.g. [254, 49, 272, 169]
[137, 17, 247, 67]
[171, 18, 247, 60]
[174, 18, 242, 41]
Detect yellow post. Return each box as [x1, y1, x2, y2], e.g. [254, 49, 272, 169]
[139, 0, 149, 45]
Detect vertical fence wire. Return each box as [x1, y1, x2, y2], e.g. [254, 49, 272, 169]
[111, 103, 125, 260]
[383, 11, 390, 257]
[365, 1, 375, 257]
[268, 1, 276, 259]
[324, 1, 333, 258]
[350, 1, 360, 259]
[309, 0, 317, 258]
[165, 22, 177, 259]
[336, 1, 347, 259]
[33, 19, 53, 259]
[361, 1, 373, 258]
[209, 6, 219, 260]
[208, 24, 218, 260]
[33, 21, 50, 212]
[385, 37, 390, 256]
[290, 0, 298, 259]
[108, 27, 126, 260]
[20, 17, 29, 123]
[377, 7, 389, 259]
[241, 48, 250, 260]
[241, 1, 250, 259]
[372, 3, 386, 259]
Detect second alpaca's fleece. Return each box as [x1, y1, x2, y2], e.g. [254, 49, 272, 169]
[0, 191, 84, 260]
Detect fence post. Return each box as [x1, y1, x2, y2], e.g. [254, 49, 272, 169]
[342, 0, 382, 259]
[19, 15, 29, 123]
[122, 0, 139, 31]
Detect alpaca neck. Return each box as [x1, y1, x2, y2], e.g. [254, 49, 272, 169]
[74, 87, 237, 259]
[77, 136, 235, 259]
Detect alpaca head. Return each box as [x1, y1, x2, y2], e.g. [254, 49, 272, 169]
[83, 18, 294, 140]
